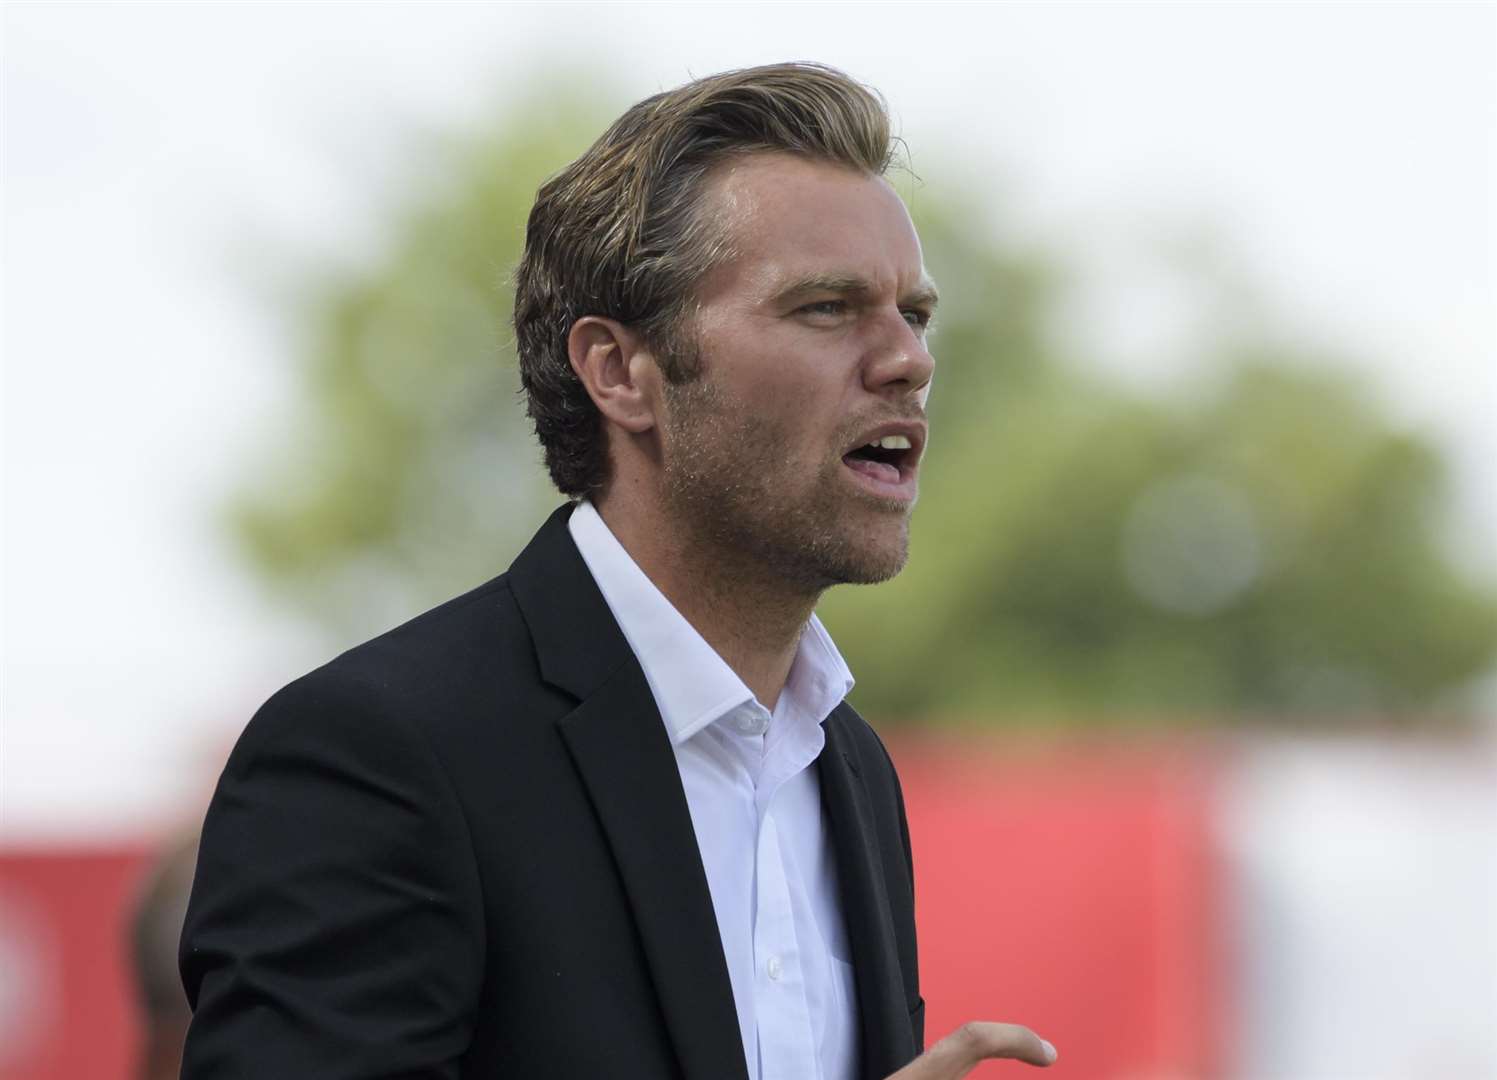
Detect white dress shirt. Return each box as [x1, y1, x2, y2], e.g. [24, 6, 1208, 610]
[569, 500, 860, 1080]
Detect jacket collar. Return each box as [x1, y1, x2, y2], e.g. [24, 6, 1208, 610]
[508, 502, 750, 1080]
[506, 502, 635, 700]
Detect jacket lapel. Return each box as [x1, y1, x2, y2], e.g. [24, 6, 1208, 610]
[558, 673, 749, 1080]
[510, 505, 748, 1080]
[819, 705, 918, 1079]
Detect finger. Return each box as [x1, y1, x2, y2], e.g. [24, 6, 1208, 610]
[889, 1022, 1057, 1078]
[936, 1022, 1057, 1069]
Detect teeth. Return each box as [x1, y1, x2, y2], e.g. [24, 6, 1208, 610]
[866, 435, 912, 450]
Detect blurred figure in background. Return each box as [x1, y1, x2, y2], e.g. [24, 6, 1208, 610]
[127, 833, 196, 1080]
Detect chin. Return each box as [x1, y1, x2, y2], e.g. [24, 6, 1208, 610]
[810, 518, 911, 587]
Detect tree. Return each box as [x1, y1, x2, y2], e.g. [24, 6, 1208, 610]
[228, 92, 1497, 724]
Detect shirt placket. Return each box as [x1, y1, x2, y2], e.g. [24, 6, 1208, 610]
[752, 805, 822, 1079]
[749, 698, 825, 1080]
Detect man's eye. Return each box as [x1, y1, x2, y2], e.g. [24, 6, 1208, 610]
[800, 300, 847, 318]
[903, 309, 932, 329]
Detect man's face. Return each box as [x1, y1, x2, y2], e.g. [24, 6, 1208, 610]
[655, 152, 936, 591]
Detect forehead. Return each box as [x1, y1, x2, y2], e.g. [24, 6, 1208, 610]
[695, 153, 927, 301]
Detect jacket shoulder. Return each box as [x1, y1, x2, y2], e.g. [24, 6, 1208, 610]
[830, 701, 904, 787]
[236, 570, 547, 773]
[330, 571, 520, 682]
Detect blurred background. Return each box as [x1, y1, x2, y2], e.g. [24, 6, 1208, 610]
[3, 3, 1494, 1078]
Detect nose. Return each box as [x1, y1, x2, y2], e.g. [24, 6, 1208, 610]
[862, 309, 935, 404]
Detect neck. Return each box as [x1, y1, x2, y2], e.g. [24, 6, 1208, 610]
[593, 494, 818, 710]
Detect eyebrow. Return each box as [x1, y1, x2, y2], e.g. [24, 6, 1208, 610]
[774, 272, 941, 312]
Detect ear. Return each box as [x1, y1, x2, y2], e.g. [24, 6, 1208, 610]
[567, 316, 660, 434]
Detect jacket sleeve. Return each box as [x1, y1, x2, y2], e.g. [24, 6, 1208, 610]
[179, 668, 486, 1078]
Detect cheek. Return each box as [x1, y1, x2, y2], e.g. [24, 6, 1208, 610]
[715, 340, 853, 458]
[759, 354, 849, 411]
[760, 392, 842, 462]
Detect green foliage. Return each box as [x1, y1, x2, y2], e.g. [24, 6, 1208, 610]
[231, 94, 607, 639]
[229, 95, 1497, 724]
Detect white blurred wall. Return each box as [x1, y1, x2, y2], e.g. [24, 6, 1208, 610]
[1224, 735, 1497, 1080]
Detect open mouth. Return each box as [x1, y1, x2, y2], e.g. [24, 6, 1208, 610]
[842, 434, 916, 489]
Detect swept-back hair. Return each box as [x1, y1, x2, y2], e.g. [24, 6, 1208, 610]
[513, 62, 895, 497]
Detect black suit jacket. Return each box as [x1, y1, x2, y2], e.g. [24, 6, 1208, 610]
[180, 504, 923, 1078]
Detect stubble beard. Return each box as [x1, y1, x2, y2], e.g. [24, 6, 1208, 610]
[657, 376, 912, 597]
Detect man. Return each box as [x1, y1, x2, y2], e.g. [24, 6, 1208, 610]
[180, 62, 1055, 1079]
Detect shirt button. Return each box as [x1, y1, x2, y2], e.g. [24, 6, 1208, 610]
[766, 955, 783, 981]
[735, 711, 767, 736]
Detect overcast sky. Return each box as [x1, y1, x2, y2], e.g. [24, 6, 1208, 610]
[4, 2, 1494, 842]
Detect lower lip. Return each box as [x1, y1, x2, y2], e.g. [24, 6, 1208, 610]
[841, 455, 918, 503]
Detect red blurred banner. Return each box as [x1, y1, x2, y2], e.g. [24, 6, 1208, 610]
[896, 736, 1225, 1078]
[0, 848, 152, 1080]
[0, 740, 1225, 1079]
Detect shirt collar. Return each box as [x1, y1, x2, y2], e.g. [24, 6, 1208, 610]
[567, 500, 854, 746]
